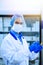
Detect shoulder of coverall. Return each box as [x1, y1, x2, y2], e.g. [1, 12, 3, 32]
[2, 34, 10, 43]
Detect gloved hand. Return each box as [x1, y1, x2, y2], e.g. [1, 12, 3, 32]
[29, 41, 43, 53]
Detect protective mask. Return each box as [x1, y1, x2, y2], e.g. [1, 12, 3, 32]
[12, 24, 23, 33]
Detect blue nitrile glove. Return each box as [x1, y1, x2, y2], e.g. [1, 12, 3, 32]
[29, 41, 43, 53]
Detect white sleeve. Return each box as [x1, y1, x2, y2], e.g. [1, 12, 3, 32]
[29, 49, 39, 60]
[22, 38, 39, 61]
[1, 39, 27, 63]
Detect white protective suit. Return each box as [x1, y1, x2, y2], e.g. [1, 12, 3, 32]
[1, 14, 39, 65]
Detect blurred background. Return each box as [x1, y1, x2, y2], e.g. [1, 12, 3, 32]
[0, 0, 43, 65]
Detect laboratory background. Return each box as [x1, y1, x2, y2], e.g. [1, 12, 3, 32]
[0, 0, 43, 65]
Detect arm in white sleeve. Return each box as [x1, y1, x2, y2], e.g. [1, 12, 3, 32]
[23, 39, 39, 61]
[29, 49, 39, 61]
[1, 39, 27, 63]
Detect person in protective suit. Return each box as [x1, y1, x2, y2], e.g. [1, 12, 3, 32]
[1, 14, 43, 65]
